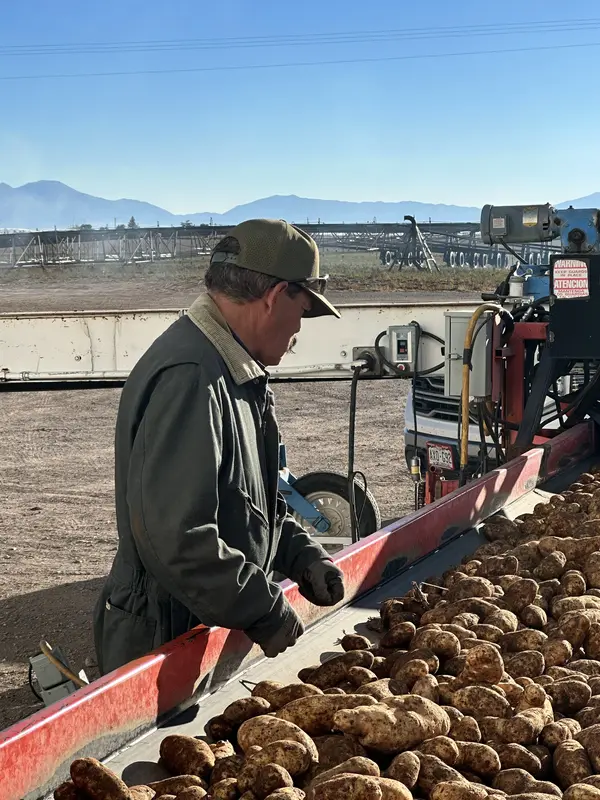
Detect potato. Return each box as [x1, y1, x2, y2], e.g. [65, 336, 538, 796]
[311, 735, 366, 771]
[449, 715, 481, 742]
[411, 629, 461, 660]
[347, 667, 377, 687]
[491, 769, 561, 797]
[562, 571, 588, 596]
[540, 721, 577, 749]
[339, 634, 372, 651]
[243, 740, 312, 778]
[570, 659, 600, 676]
[564, 787, 600, 800]
[312, 774, 384, 800]
[148, 776, 208, 796]
[53, 782, 85, 800]
[206, 716, 236, 742]
[276, 694, 377, 736]
[308, 652, 374, 690]
[237, 716, 319, 762]
[375, 777, 413, 800]
[481, 708, 549, 745]
[471, 624, 504, 644]
[334, 696, 450, 754]
[457, 643, 504, 685]
[452, 685, 511, 720]
[209, 741, 235, 761]
[353, 678, 394, 700]
[535, 552, 568, 581]
[238, 764, 294, 799]
[521, 606, 548, 629]
[446, 576, 495, 603]
[299, 668, 320, 683]
[306, 757, 380, 799]
[494, 743, 542, 775]
[412, 675, 440, 703]
[455, 742, 501, 778]
[265, 790, 306, 800]
[542, 638, 573, 668]
[501, 630, 548, 652]
[559, 612, 592, 649]
[505, 651, 546, 679]
[223, 697, 272, 725]
[430, 781, 488, 800]
[485, 610, 520, 633]
[385, 751, 421, 788]
[176, 789, 208, 800]
[584, 623, 600, 660]
[418, 736, 459, 765]
[575, 723, 600, 770]
[415, 754, 468, 795]
[388, 648, 440, 677]
[158, 736, 215, 779]
[503, 579, 539, 613]
[553, 740, 593, 788]
[70, 758, 131, 800]
[546, 679, 592, 714]
[380, 622, 416, 649]
[210, 756, 245, 786]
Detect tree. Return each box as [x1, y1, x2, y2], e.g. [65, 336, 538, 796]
[128, 216, 138, 229]
[77, 223, 93, 230]
[181, 219, 194, 228]
[116, 224, 126, 230]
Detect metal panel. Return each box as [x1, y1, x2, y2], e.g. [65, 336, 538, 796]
[0, 302, 477, 384]
[0, 422, 593, 800]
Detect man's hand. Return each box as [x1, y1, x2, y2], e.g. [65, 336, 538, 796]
[299, 559, 345, 607]
[246, 597, 305, 659]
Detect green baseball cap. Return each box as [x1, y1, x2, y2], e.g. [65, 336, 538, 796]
[210, 218, 340, 319]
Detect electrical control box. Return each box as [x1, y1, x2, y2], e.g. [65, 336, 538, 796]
[548, 254, 600, 359]
[384, 325, 417, 372]
[444, 311, 493, 398]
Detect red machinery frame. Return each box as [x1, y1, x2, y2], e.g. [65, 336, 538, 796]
[0, 422, 594, 800]
[425, 319, 550, 502]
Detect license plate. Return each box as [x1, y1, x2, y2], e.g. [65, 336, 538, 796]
[426, 442, 455, 470]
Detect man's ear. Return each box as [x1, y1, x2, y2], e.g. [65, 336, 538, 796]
[264, 281, 288, 314]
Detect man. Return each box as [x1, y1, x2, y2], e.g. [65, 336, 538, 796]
[93, 218, 345, 675]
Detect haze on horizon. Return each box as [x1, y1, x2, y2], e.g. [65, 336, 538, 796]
[1, 0, 599, 212]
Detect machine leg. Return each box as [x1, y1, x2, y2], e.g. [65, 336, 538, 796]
[511, 348, 562, 455]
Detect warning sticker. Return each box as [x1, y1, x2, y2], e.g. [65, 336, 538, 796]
[523, 207, 539, 227]
[553, 259, 589, 299]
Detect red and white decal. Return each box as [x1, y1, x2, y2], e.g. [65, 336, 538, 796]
[553, 259, 589, 299]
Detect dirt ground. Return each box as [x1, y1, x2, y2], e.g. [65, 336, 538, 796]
[0, 260, 482, 730]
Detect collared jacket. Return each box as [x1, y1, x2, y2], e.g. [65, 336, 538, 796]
[93, 294, 327, 675]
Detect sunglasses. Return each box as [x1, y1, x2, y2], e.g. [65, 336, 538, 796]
[290, 275, 329, 295]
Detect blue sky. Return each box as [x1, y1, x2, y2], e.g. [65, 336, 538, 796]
[0, 0, 598, 213]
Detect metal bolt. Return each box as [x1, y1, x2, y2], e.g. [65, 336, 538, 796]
[341, 351, 347, 357]
[75, 355, 82, 361]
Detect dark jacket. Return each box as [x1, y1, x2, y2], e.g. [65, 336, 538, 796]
[93, 294, 327, 675]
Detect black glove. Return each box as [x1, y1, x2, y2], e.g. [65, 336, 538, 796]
[299, 559, 345, 607]
[246, 596, 305, 659]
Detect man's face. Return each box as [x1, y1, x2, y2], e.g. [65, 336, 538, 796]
[257, 282, 313, 366]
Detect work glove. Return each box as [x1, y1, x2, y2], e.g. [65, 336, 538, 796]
[299, 559, 345, 607]
[246, 596, 305, 659]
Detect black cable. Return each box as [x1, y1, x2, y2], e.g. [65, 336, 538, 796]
[500, 240, 529, 265]
[412, 323, 422, 508]
[348, 364, 367, 544]
[476, 402, 489, 475]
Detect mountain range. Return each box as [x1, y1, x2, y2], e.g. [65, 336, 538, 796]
[0, 180, 597, 231]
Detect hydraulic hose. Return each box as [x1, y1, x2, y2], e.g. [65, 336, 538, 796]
[459, 303, 506, 483]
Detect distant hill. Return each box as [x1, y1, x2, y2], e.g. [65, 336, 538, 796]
[3, 180, 597, 231]
[0, 181, 482, 230]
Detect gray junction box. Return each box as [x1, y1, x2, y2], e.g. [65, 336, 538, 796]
[444, 311, 493, 399]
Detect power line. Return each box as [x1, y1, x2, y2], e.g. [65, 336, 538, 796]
[0, 39, 598, 82]
[0, 18, 598, 57]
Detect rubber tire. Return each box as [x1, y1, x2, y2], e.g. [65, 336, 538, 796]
[290, 471, 381, 542]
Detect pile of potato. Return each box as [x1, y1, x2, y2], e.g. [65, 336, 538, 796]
[56, 468, 600, 800]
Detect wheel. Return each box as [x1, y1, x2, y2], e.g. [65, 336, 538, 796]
[289, 471, 381, 555]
